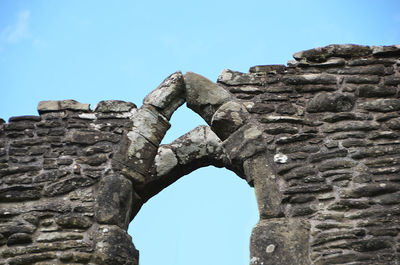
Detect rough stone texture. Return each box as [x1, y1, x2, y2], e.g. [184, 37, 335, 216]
[184, 71, 232, 124]
[37, 100, 91, 114]
[1, 44, 400, 264]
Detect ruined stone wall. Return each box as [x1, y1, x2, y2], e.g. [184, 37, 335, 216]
[1, 44, 400, 265]
[219, 45, 400, 265]
[0, 100, 140, 265]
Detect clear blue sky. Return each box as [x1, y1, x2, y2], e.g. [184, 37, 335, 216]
[0, 1, 399, 264]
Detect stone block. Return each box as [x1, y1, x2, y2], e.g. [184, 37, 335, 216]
[357, 85, 396, 97]
[244, 156, 283, 218]
[293, 44, 372, 62]
[93, 225, 139, 265]
[143, 71, 185, 119]
[95, 100, 136, 113]
[131, 105, 170, 146]
[223, 124, 266, 166]
[0, 185, 42, 202]
[38, 100, 90, 114]
[43, 176, 96, 196]
[68, 131, 120, 145]
[359, 99, 400, 112]
[211, 101, 247, 140]
[55, 214, 92, 229]
[7, 233, 32, 246]
[218, 69, 265, 86]
[250, 219, 311, 265]
[372, 45, 400, 57]
[282, 74, 337, 85]
[306, 92, 355, 113]
[95, 174, 134, 229]
[249, 64, 286, 74]
[185, 71, 232, 123]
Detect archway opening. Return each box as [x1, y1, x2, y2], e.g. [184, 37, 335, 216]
[128, 166, 259, 265]
[127, 101, 259, 264]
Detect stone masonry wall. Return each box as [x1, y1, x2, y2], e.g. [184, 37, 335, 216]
[0, 101, 140, 265]
[0, 44, 400, 264]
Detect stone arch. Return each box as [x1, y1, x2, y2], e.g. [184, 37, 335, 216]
[110, 71, 255, 219]
[97, 70, 260, 264]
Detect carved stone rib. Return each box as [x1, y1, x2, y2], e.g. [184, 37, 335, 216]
[138, 125, 231, 202]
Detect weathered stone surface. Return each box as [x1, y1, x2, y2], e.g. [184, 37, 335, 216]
[276, 103, 297, 115]
[357, 85, 397, 97]
[307, 92, 355, 112]
[68, 130, 120, 145]
[0, 185, 42, 202]
[351, 145, 400, 159]
[95, 100, 136, 113]
[327, 199, 371, 211]
[4, 121, 35, 131]
[170, 125, 225, 166]
[340, 183, 400, 198]
[38, 100, 90, 114]
[348, 57, 397, 66]
[309, 149, 348, 163]
[77, 153, 108, 166]
[55, 214, 92, 229]
[351, 238, 392, 252]
[359, 99, 400, 112]
[276, 133, 317, 144]
[283, 166, 316, 180]
[185, 71, 232, 123]
[153, 146, 178, 177]
[260, 115, 321, 126]
[344, 75, 380, 84]
[131, 105, 170, 146]
[264, 123, 299, 135]
[312, 229, 366, 246]
[229, 85, 265, 94]
[245, 102, 275, 114]
[95, 174, 134, 229]
[218, 69, 265, 86]
[293, 44, 372, 62]
[375, 192, 400, 205]
[322, 120, 379, 133]
[296, 57, 346, 67]
[7, 252, 57, 265]
[94, 225, 139, 265]
[336, 65, 386, 75]
[372, 45, 400, 56]
[211, 101, 247, 140]
[249, 65, 286, 74]
[223, 124, 266, 166]
[114, 128, 158, 180]
[313, 253, 370, 265]
[384, 75, 400, 86]
[8, 115, 41, 122]
[386, 117, 400, 129]
[250, 219, 311, 265]
[141, 125, 230, 202]
[43, 176, 96, 196]
[7, 233, 32, 246]
[59, 251, 91, 263]
[282, 74, 337, 85]
[318, 160, 356, 171]
[36, 232, 83, 242]
[244, 156, 283, 218]
[143, 71, 185, 119]
[284, 184, 332, 195]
